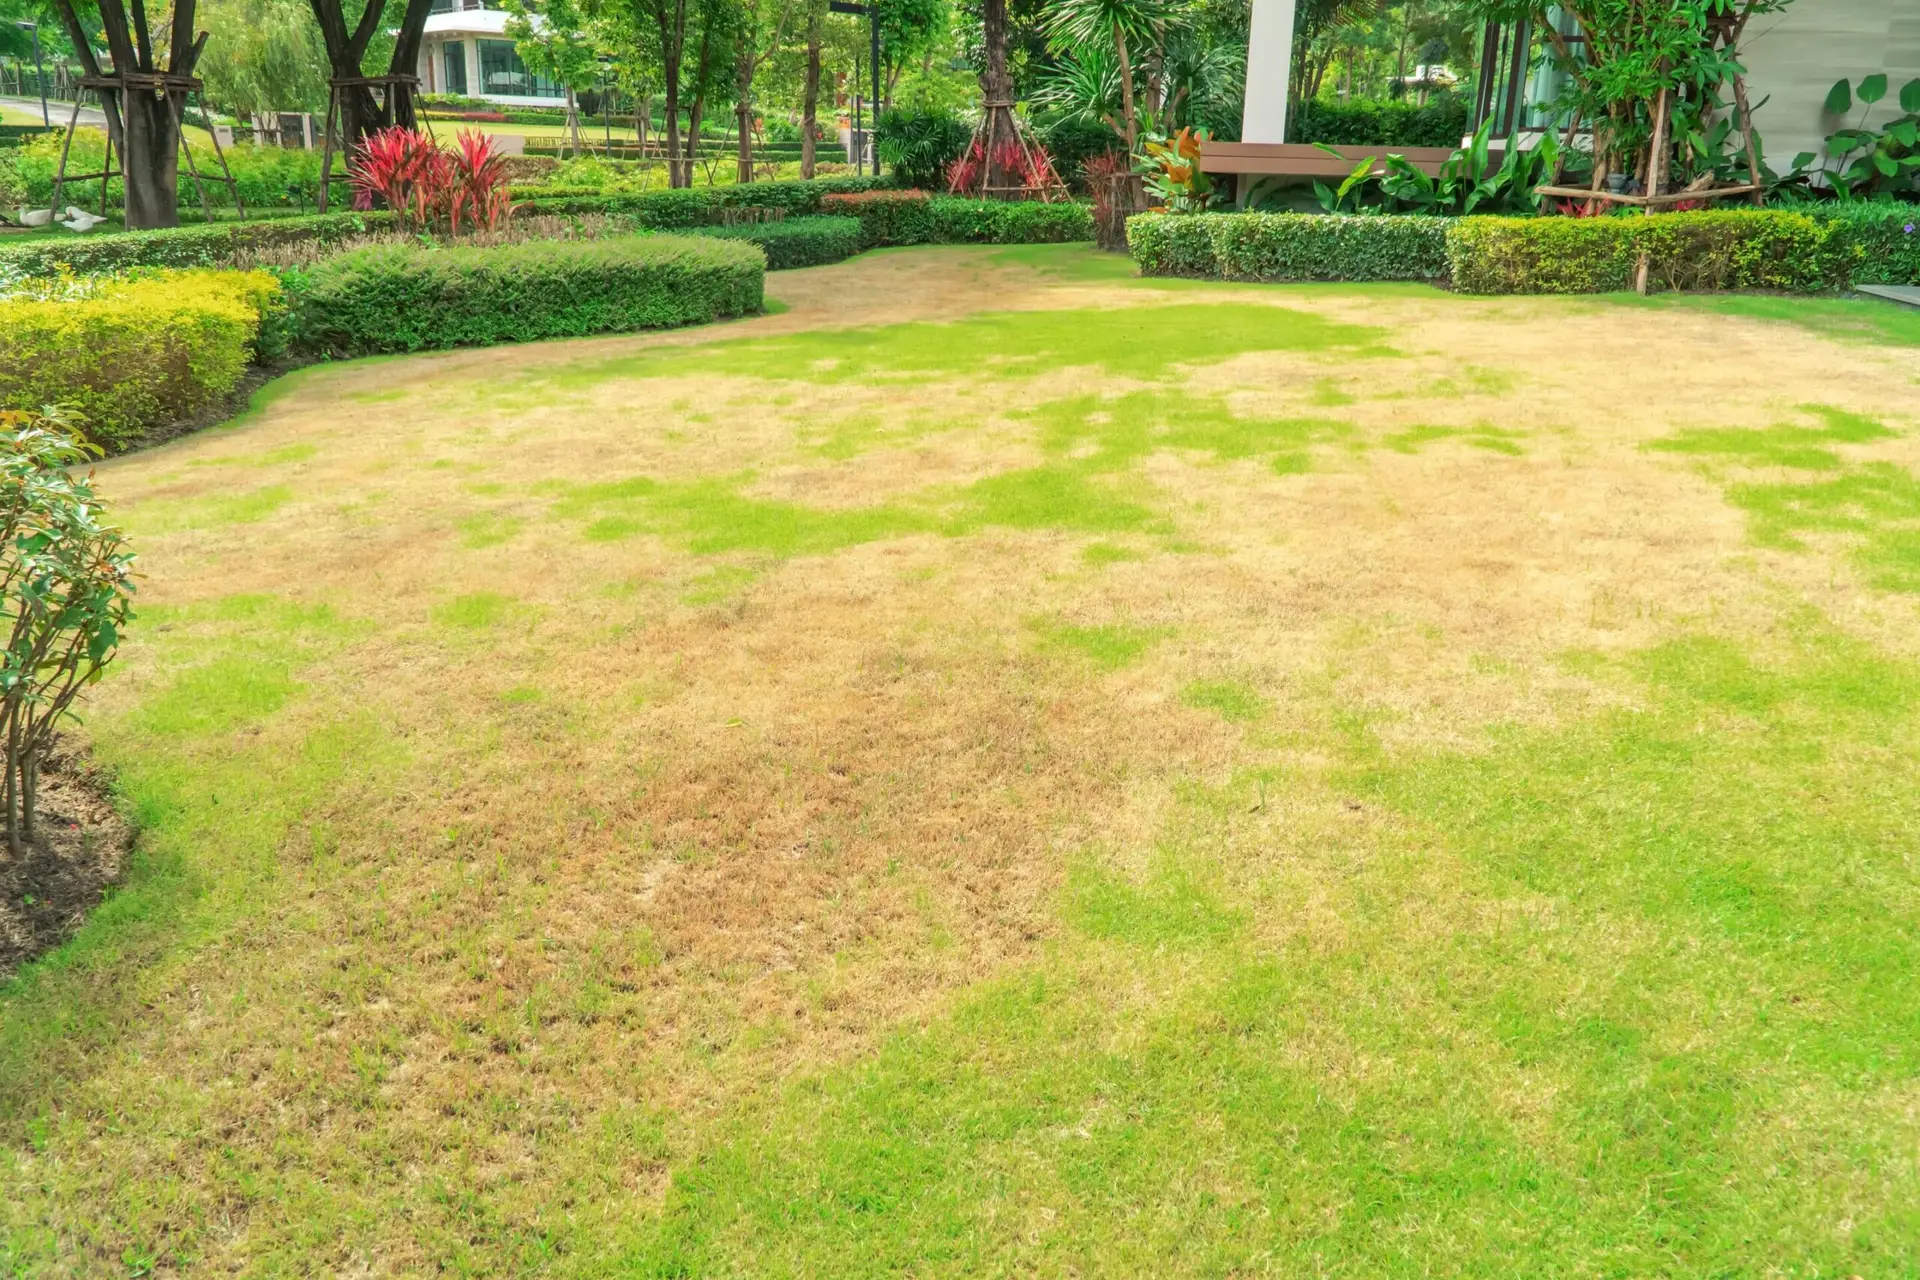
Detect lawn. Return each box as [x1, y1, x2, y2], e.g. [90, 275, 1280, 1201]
[4, 244, 1919, 1274]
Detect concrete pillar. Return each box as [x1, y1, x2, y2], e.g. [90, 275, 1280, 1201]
[1243, 0, 1297, 144]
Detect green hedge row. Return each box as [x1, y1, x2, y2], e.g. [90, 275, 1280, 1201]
[1129, 212, 1451, 281]
[287, 233, 764, 356]
[817, 190, 1095, 249]
[1817, 203, 1920, 286]
[1131, 205, 1920, 293]
[513, 175, 896, 225]
[686, 215, 862, 270]
[1445, 211, 1850, 294]
[1291, 98, 1470, 149]
[0, 269, 283, 451]
[0, 211, 394, 279]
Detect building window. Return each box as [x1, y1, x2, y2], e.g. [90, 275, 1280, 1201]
[440, 41, 468, 96]
[477, 39, 564, 99]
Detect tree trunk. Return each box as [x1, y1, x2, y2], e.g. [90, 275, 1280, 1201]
[120, 87, 182, 228]
[981, 0, 1015, 193]
[1113, 20, 1136, 153]
[735, 48, 753, 183]
[801, 13, 820, 179]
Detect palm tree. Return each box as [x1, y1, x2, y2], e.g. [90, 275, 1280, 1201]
[1044, 0, 1178, 153]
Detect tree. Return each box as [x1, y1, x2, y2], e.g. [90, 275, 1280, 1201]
[47, 0, 205, 227]
[607, 0, 741, 186]
[876, 0, 945, 102]
[731, 0, 796, 181]
[1044, 0, 1180, 152]
[799, 0, 823, 176]
[305, 0, 436, 147]
[505, 0, 600, 156]
[196, 0, 332, 115]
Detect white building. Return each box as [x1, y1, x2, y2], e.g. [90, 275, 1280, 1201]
[416, 0, 566, 108]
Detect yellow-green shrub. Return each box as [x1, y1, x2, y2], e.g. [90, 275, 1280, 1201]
[0, 270, 282, 451]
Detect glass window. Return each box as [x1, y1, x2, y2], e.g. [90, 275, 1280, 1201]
[478, 39, 564, 99]
[440, 41, 468, 96]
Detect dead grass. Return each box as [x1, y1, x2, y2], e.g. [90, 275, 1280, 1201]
[8, 247, 1920, 1271]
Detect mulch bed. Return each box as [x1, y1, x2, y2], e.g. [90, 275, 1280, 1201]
[0, 750, 134, 982]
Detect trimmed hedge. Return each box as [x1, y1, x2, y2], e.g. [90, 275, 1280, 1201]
[0, 269, 283, 451]
[1129, 212, 1451, 281]
[288, 233, 763, 356]
[926, 197, 1094, 245]
[1291, 98, 1470, 149]
[1813, 203, 1920, 286]
[687, 215, 862, 270]
[820, 188, 937, 247]
[512, 175, 896, 225]
[0, 211, 394, 280]
[817, 190, 1095, 249]
[1445, 211, 1847, 294]
[1130, 207, 1914, 293]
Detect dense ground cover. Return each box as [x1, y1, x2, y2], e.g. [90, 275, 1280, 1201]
[3, 245, 1919, 1273]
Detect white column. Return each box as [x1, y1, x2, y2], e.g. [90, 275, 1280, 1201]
[1243, 0, 1297, 144]
[467, 40, 483, 101]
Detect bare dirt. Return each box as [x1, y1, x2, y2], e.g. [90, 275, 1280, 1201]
[0, 751, 134, 981]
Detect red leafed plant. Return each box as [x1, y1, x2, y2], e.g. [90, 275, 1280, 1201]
[947, 136, 1062, 197]
[446, 129, 514, 234]
[348, 126, 451, 230]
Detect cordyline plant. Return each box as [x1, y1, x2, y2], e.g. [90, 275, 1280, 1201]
[0, 407, 136, 861]
[349, 128, 516, 234]
[947, 136, 1063, 197]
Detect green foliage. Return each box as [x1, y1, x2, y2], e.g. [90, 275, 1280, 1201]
[925, 197, 1096, 244]
[287, 234, 765, 356]
[817, 188, 1093, 247]
[7, 132, 351, 213]
[1291, 95, 1470, 148]
[0, 406, 136, 859]
[689, 215, 864, 269]
[502, 0, 600, 95]
[0, 271, 283, 450]
[1310, 120, 1558, 217]
[874, 107, 972, 188]
[820, 188, 938, 247]
[1039, 114, 1125, 186]
[1129, 211, 1451, 281]
[0, 211, 395, 280]
[1810, 203, 1920, 286]
[1794, 74, 1920, 199]
[1446, 211, 1852, 295]
[194, 0, 331, 115]
[512, 173, 897, 223]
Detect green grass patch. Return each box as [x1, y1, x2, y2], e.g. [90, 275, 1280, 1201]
[127, 484, 294, 534]
[1179, 678, 1267, 723]
[1030, 618, 1167, 671]
[622, 624, 1920, 1276]
[1650, 404, 1896, 471]
[1648, 406, 1920, 591]
[1618, 292, 1920, 348]
[432, 592, 518, 629]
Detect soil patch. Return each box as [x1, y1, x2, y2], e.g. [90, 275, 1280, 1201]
[0, 751, 134, 982]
